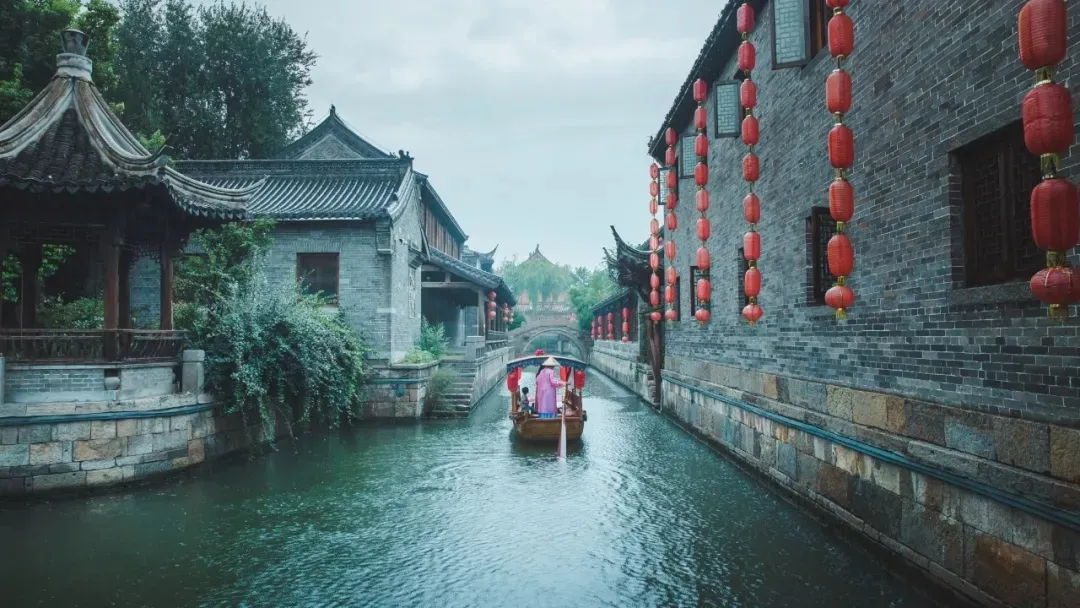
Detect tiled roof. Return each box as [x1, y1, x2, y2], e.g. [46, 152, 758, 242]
[647, 0, 746, 159]
[276, 105, 393, 160]
[416, 173, 467, 242]
[427, 248, 516, 305]
[604, 226, 652, 300]
[173, 159, 411, 221]
[0, 31, 255, 218]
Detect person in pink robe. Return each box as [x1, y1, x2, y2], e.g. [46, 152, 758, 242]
[534, 358, 565, 418]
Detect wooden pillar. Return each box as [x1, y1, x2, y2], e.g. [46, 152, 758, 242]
[118, 250, 132, 330]
[100, 222, 120, 359]
[160, 247, 174, 331]
[477, 290, 486, 337]
[19, 245, 42, 329]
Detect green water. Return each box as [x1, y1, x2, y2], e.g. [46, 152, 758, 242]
[0, 372, 955, 607]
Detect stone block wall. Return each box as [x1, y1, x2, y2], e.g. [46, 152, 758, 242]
[472, 346, 512, 404]
[360, 361, 438, 419]
[589, 341, 652, 402]
[661, 356, 1080, 608]
[388, 177, 424, 361]
[3, 366, 107, 403]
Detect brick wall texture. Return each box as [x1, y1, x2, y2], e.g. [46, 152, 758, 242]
[660, 0, 1080, 422]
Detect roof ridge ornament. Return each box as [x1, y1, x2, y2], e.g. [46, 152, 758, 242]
[57, 30, 92, 81]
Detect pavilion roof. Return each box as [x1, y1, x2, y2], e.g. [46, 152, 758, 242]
[426, 247, 516, 306]
[603, 226, 652, 300]
[0, 30, 254, 219]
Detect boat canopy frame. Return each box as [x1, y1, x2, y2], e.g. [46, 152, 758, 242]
[506, 355, 587, 373]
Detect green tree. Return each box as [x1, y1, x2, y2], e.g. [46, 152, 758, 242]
[568, 263, 617, 333]
[113, 0, 164, 137]
[72, 0, 121, 102]
[0, 0, 81, 124]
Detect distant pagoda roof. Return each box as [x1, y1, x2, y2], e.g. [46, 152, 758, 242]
[0, 30, 254, 218]
[526, 245, 551, 264]
[603, 226, 652, 300]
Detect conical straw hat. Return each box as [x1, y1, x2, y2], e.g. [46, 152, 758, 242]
[540, 357, 560, 367]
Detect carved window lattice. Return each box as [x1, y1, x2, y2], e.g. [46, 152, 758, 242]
[807, 207, 837, 305]
[960, 124, 1043, 287]
[680, 135, 697, 178]
[737, 248, 750, 313]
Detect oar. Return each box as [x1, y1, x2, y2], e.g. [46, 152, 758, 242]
[558, 376, 567, 459]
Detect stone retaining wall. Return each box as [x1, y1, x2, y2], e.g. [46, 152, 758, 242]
[472, 346, 511, 403]
[660, 356, 1079, 608]
[3, 363, 178, 405]
[589, 341, 651, 402]
[360, 361, 438, 419]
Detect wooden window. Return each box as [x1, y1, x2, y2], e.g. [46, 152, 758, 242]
[807, 207, 837, 305]
[680, 135, 697, 178]
[714, 81, 741, 138]
[659, 168, 672, 201]
[737, 249, 750, 312]
[772, 0, 828, 68]
[297, 253, 339, 303]
[959, 123, 1043, 287]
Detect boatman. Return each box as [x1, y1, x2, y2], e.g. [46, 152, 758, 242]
[534, 357, 565, 419]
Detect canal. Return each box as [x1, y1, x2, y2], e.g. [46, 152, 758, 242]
[0, 372, 956, 607]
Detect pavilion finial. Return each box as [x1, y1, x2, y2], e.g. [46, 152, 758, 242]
[330, 104, 336, 116]
[56, 30, 92, 81]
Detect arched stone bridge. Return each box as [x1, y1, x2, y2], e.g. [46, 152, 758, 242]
[509, 318, 591, 359]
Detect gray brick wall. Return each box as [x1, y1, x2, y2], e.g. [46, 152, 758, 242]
[130, 254, 160, 328]
[389, 179, 424, 360]
[661, 0, 1080, 422]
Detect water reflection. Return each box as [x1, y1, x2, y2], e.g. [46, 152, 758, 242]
[0, 371, 956, 607]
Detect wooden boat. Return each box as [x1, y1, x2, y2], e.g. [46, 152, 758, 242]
[506, 352, 588, 442]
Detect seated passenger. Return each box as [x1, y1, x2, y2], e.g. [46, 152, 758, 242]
[520, 387, 533, 414]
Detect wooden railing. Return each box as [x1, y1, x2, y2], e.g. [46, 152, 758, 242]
[0, 329, 189, 363]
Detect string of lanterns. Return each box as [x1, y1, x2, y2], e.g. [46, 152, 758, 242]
[693, 78, 712, 324]
[823, 0, 856, 320]
[738, 2, 763, 325]
[1019, 0, 1080, 318]
[622, 306, 630, 342]
[487, 291, 497, 325]
[664, 127, 680, 323]
[649, 163, 663, 323]
[607, 311, 615, 340]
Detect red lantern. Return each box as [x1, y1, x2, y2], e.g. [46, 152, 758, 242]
[742, 116, 759, 146]
[1019, 0, 1068, 70]
[743, 231, 761, 260]
[697, 218, 711, 241]
[741, 80, 757, 109]
[650, 274, 661, 289]
[1031, 178, 1080, 251]
[829, 13, 854, 58]
[650, 236, 660, 251]
[666, 213, 678, 231]
[650, 311, 663, 322]
[650, 291, 660, 307]
[574, 369, 586, 390]
[665, 240, 676, 260]
[695, 163, 709, 186]
[695, 106, 708, 131]
[650, 163, 660, 179]
[825, 285, 855, 311]
[743, 194, 761, 223]
[665, 309, 677, 321]
[649, 199, 658, 215]
[695, 308, 711, 323]
[827, 70, 852, 114]
[665, 285, 675, 304]
[693, 79, 708, 103]
[649, 253, 660, 270]
[488, 310, 496, 320]
[738, 42, 756, 72]
[665, 148, 677, 167]
[737, 3, 755, 33]
[666, 192, 678, 211]
[649, 182, 659, 198]
[741, 304, 763, 324]
[666, 170, 677, 191]
[488, 291, 496, 300]
[829, 125, 854, 169]
[666, 266, 677, 284]
[829, 179, 854, 222]
[607, 312, 613, 323]
[665, 127, 677, 146]
[695, 134, 709, 157]
[745, 267, 762, 297]
[696, 189, 710, 212]
[1022, 83, 1074, 156]
[827, 234, 855, 277]
[743, 153, 760, 182]
[650, 218, 660, 235]
[696, 247, 711, 270]
[696, 278, 711, 302]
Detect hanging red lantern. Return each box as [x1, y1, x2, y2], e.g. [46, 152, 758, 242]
[665, 240, 676, 260]
[649, 253, 660, 270]
[826, 70, 852, 114]
[665, 147, 677, 167]
[665, 127, 677, 146]
[666, 266, 677, 284]
[741, 80, 757, 109]
[829, 125, 854, 168]
[650, 274, 661, 289]
[695, 163, 708, 186]
[650, 163, 660, 179]
[696, 247, 711, 270]
[488, 310, 496, 320]
[666, 192, 678, 211]
[693, 79, 708, 103]
[697, 218, 711, 241]
[666, 170, 677, 191]
[488, 291, 496, 300]
[738, 42, 756, 72]
[827, 234, 855, 277]
[745, 267, 762, 297]
[666, 213, 678, 231]
[1031, 178, 1080, 251]
[665, 309, 677, 321]
[695, 134, 709, 157]
[694, 106, 708, 130]
[743, 231, 761, 260]
[825, 284, 855, 312]
[743, 194, 760, 224]
[650, 218, 660, 235]
[696, 278, 711, 302]
[649, 182, 659, 197]
[742, 116, 760, 146]
[696, 189, 710, 212]
[743, 153, 760, 182]
[741, 303, 763, 324]
[695, 308, 711, 323]
[574, 369, 586, 390]
[1022, 83, 1074, 155]
[1031, 267, 1080, 316]
[1019, 0, 1067, 70]
[829, 13, 854, 57]
[650, 311, 663, 322]
[665, 285, 675, 304]
[649, 198, 658, 215]
[829, 179, 854, 222]
[737, 2, 755, 33]
[650, 291, 660, 307]
[650, 236, 660, 251]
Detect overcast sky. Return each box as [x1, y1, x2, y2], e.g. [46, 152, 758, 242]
[203, 0, 722, 269]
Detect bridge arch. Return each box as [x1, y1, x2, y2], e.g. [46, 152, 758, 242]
[509, 319, 589, 358]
